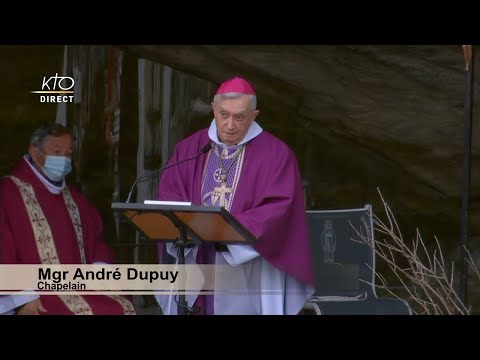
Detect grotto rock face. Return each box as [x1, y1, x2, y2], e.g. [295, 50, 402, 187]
[122, 45, 480, 238]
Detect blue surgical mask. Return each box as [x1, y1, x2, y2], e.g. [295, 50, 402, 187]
[42, 156, 72, 182]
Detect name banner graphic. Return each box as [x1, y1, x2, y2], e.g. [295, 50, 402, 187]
[0, 264, 302, 296]
[0, 264, 219, 295]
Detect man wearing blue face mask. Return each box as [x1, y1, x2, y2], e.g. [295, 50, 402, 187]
[33, 145, 72, 182]
[0, 124, 136, 315]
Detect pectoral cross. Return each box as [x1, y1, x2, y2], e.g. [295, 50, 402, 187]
[214, 182, 233, 208]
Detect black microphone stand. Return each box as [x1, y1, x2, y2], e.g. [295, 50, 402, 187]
[125, 144, 212, 204]
[125, 172, 155, 204]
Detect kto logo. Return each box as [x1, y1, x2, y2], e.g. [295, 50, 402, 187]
[31, 73, 75, 103]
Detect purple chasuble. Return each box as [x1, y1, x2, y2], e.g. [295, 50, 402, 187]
[156, 129, 314, 314]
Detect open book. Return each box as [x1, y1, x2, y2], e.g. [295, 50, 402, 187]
[144, 200, 192, 206]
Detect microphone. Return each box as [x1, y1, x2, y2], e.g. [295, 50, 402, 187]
[126, 143, 212, 203]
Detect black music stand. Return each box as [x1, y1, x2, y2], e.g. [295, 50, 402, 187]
[111, 202, 257, 315]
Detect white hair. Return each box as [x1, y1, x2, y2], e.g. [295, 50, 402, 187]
[213, 93, 257, 111]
